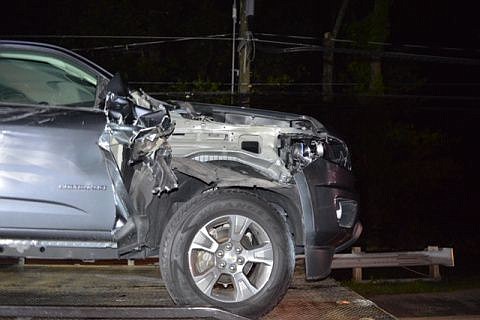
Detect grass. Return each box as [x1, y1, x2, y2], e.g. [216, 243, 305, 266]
[342, 275, 480, 296]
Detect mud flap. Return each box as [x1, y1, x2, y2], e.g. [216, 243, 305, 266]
[305, 246, 334, 280]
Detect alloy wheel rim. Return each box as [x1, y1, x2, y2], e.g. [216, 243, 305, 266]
[187, 214, 274, 303]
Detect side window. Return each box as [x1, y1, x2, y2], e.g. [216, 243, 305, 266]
[0, 51, 97, 107]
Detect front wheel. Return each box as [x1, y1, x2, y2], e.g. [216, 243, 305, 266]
[159, 189, 295, 318]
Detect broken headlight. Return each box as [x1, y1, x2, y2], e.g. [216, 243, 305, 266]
[291, 140, 324, 166]
[323, 136, 351, 170]
[279, 134, 351, 173]
[279, 135, 325, 173]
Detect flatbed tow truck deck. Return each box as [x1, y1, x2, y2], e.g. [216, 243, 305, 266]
[0, 263, 396, 319]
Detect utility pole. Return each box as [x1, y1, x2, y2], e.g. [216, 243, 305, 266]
[238, 0, 253, 106]
[230, 0, 237, 104]
[368, 0, 389, 95]
[322, 32, 334, 102]
[323, 0, 349, 102]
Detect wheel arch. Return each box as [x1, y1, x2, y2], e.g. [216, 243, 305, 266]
[146, 158, 305, 253]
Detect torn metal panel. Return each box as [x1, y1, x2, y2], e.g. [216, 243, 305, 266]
[171, 157, 284, 189]
[95, 77, 178, 252]
[129, 149, 177, 214]
[100, 74, 178, 199]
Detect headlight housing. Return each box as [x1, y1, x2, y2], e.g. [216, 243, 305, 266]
[323, 136, 351, 170]
[279, 134, 351, 174]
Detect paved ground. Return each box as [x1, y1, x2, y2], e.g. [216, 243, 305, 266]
[368, 289, 480, 320]
[0, 263, 396, 319]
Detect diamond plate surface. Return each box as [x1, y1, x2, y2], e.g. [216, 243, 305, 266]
[0, 263, 396, 319]
[263, 263, 396, 320]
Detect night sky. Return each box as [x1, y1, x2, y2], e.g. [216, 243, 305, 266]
[2, 1, 479, 84]
[1, 1, 479, 43]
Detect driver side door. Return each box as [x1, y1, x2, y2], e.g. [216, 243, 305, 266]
[0, 46, 116, 235]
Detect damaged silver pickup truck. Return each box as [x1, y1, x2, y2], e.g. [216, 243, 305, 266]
[0, 41, 361, 318]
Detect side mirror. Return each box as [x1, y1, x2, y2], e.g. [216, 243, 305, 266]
[104, 73, 133, 124]
[105, 72, 129, 97]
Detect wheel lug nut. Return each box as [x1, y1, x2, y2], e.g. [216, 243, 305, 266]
[235, 247, 242, 254]
[228, 264, 237, 273]
[237, 256, 245, 265]
[219, 261, 226, 268]
[216, 250, 224, 258]
[225, 243, 232, 251]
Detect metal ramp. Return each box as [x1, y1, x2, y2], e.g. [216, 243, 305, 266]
[0, 263, 396, 319]
[0, 306, 248, 319]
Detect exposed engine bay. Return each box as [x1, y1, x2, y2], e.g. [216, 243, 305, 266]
[128, 91, 352, 184]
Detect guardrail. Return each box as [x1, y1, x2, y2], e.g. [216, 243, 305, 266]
[332, 246, 455, 282]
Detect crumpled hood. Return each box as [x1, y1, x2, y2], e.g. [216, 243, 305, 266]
[170, 100, 326, 134]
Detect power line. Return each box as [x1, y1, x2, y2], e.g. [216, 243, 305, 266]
[3, 33, 480, 53]
[76, 37, 480, 65]
[130, 81, 359, 86]
[0, 34, 232, 40]
[255, 33, 319, 41]
[265, 44, 480, 65]
[72, 37, 236, 51]
[256, 33, 480, 53]
[130, 81, 480, 87]
[146, 90, 480, 101]
[4, 33, 479, 65]
[0, 34, 237, 51]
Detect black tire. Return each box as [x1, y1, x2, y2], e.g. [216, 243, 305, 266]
[160, 189, 295, 319]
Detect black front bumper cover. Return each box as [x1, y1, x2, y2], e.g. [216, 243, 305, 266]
[294, 158, 362, 280]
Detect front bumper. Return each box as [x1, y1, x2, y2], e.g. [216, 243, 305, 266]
[294, 158, 361, 280]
